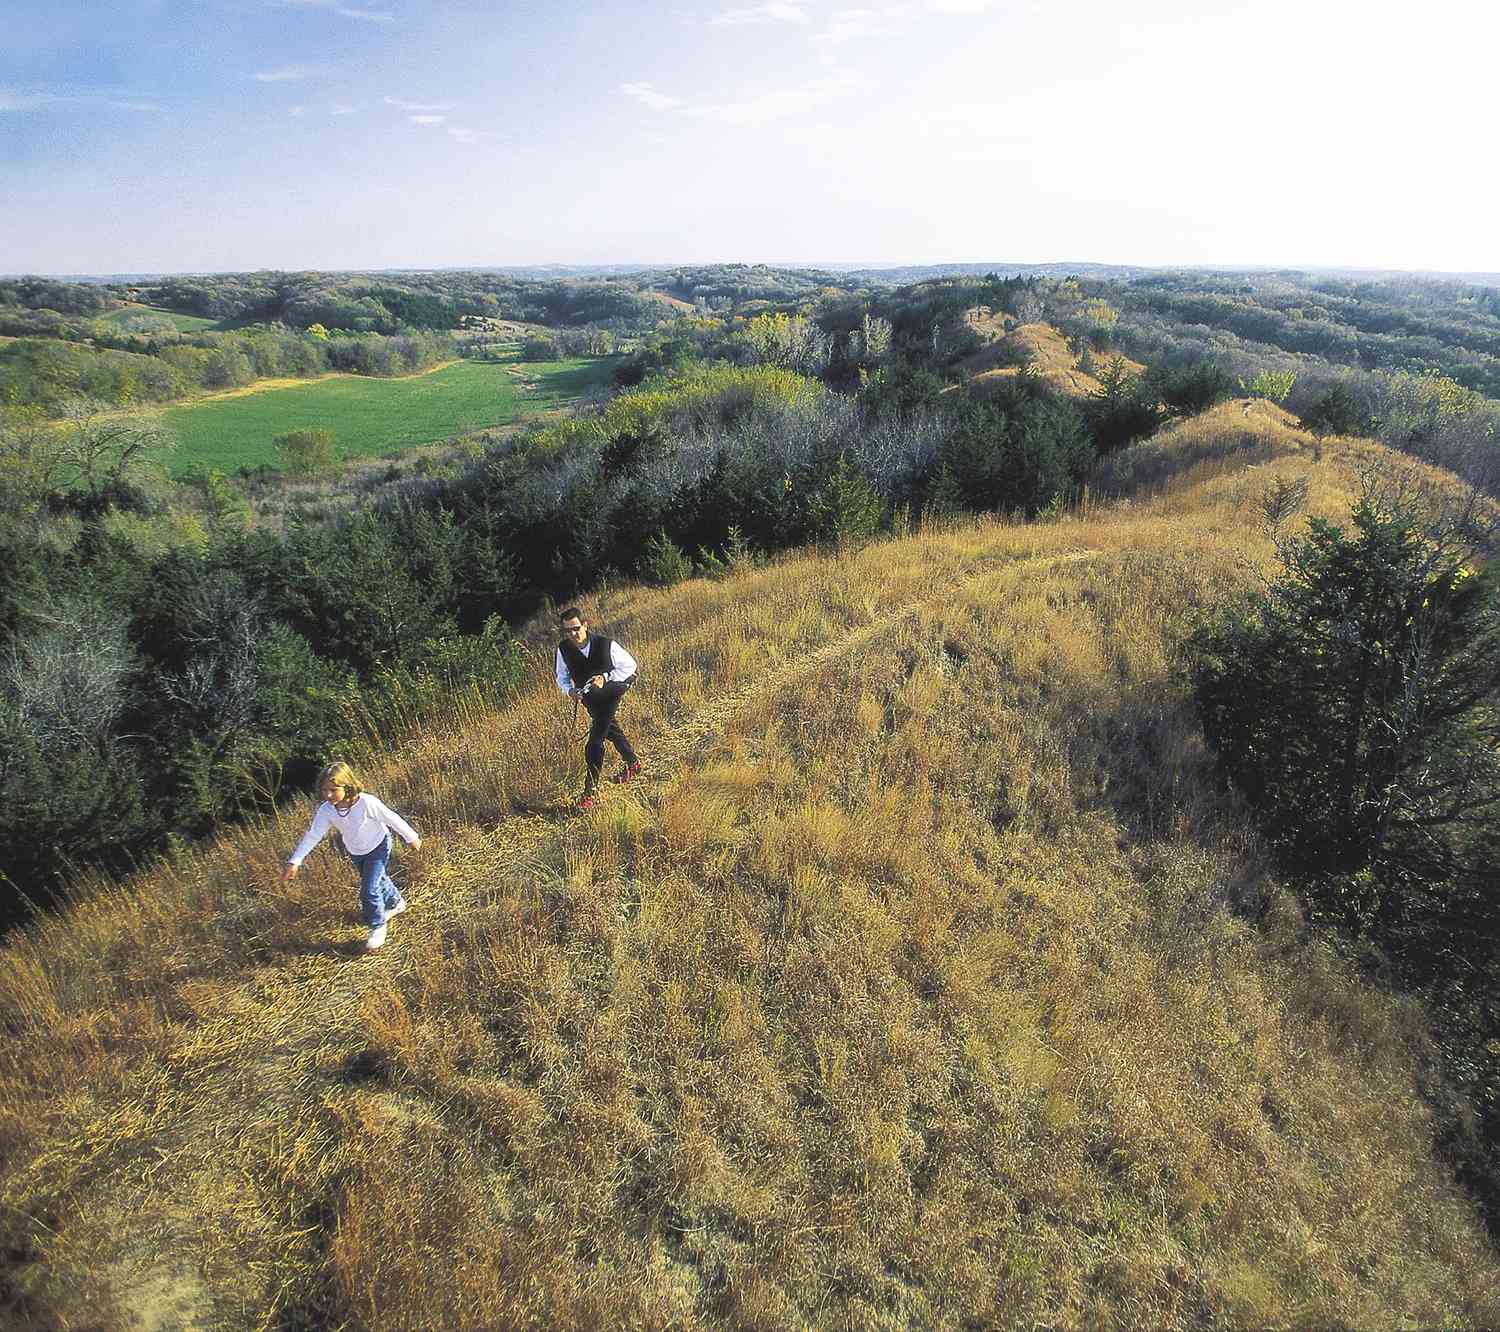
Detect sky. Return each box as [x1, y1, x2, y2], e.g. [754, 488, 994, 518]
[1, 0, 1496, 276]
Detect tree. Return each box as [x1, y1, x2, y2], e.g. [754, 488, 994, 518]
[55, 397, 175, 508]
[0, 405, 68, 514]
[0, 599, 145, 910]
[521, 334, 560, 361]
[1085, 357, 1163, 451]
[1246, 369, 1296, 404]
[274, 428, 337, 475]
[1187, 473, 1500, 895]
[1299, 382, 1365, 438]
[744, 313, 831, 376]
[805, 453, 884, 548]
[1147, 359, 1237, 417]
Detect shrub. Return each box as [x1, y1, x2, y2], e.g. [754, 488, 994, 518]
[935, 395, 1092, 517]
[1085, 357, 1163, 452]
[856, 361, 947, 421]
[1148, 359, 1237, 417]
[274, 428, 338, 476]
[1246, 369, 1296, 403]
[1187, 471, 1500, 1236]
[640, 529, 693, 586]
[1186, 477, 1500, 895]
[521, 335, 560, 362]
[805, 454, 884, 548]
[1299, 382, 1366, 438]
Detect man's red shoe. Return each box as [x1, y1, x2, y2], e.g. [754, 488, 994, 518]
[576, 794, 597, 811]
[612, 761, 643, 784]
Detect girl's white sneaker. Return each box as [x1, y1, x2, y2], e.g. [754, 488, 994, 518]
[365, 924, 388, 950]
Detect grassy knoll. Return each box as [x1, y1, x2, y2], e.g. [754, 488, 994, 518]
[159, 355, 612, 475]
[99, 304, 222, 333]
[2, 406, 1498, 1328]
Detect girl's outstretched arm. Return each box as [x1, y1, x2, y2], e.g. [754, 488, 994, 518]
[365, 795, 421, 849]
[284, 806, 333, 878]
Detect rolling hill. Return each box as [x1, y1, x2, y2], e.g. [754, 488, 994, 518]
[3, 398, 1498, 1329]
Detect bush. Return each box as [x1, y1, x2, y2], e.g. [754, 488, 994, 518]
[1186, 472, 1500, 1236]
[521, 335, 560, 362]
[1186, 477, 1500, 894]
[1085, 357, 1163, 451]
[1246, 369, 1296, 404]
[274, 428, 337, 476]
[1148, 359, 1237, 417]
[1299, 382, 1366, 438]
[934, 395, 1092, 516]
[640, 529, 693, 586]
[805, 454, 884, 548]
[856, 361, 947, 421]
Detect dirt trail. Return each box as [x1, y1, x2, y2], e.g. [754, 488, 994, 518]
[38, 547, 1100, 1328]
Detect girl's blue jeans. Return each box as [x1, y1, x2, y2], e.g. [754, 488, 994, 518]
[349, 835, 404, 928]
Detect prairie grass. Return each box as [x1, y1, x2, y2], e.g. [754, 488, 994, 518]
[961, 320, 1147, 402]
[3, 408, 1500, 1328]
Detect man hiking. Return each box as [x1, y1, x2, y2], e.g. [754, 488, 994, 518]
[555, 606, 641, 810]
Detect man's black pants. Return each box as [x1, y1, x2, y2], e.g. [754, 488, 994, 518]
[581, 680, 637, 792]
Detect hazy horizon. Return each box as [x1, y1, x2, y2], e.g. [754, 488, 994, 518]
[4, 0, 1495, 276]
[10, 259, 1500, 286]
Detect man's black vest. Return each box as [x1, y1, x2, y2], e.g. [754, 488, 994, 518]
[558, 632, 615, 688]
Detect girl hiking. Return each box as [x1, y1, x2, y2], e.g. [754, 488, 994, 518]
[282, 761, 422, 951]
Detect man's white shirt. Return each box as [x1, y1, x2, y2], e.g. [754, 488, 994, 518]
[555, 639, 638, 696]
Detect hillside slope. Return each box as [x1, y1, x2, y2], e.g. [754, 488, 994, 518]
[952, 314, 1146, 401]
[2, 404, 1499, 1330]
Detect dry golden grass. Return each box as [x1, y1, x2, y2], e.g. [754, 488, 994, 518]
[956, 320, 1147, 403]
[159, 357, 464, 407]
[3, 410, 1500, 1329]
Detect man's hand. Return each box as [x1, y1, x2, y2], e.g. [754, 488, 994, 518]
[282, 864, 298, 882]
[590, 674, 606, 691]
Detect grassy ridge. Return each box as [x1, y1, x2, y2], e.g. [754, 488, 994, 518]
[98, 304, 222, 333]
[158, 356, 611, 475]
[2, 405, 1498, 1328]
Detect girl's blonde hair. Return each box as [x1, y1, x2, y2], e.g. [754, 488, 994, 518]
[316, 761, 363, 801]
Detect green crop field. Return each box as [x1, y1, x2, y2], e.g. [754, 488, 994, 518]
[160, 355, 613, 475]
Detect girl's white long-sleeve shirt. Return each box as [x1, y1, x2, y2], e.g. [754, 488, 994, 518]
[288, 793, 420, 866]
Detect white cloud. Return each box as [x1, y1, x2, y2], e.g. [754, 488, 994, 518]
[694, 71, 872, 125]
[254, 64, 324, 83]
[1, 88, 159, 113]
[812, 2, 996, 42]
[0, 90, 60, 111]
[447, 126, 485, 143]
[709, 4, 810, 25]
[621, 81, 682, 111]
[330, 103, 359, 115]
[383, 96, 452, 112]
[815, 8, 902, 42]
[409, 113, 446, 124]
[277, 0, 396, 22]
